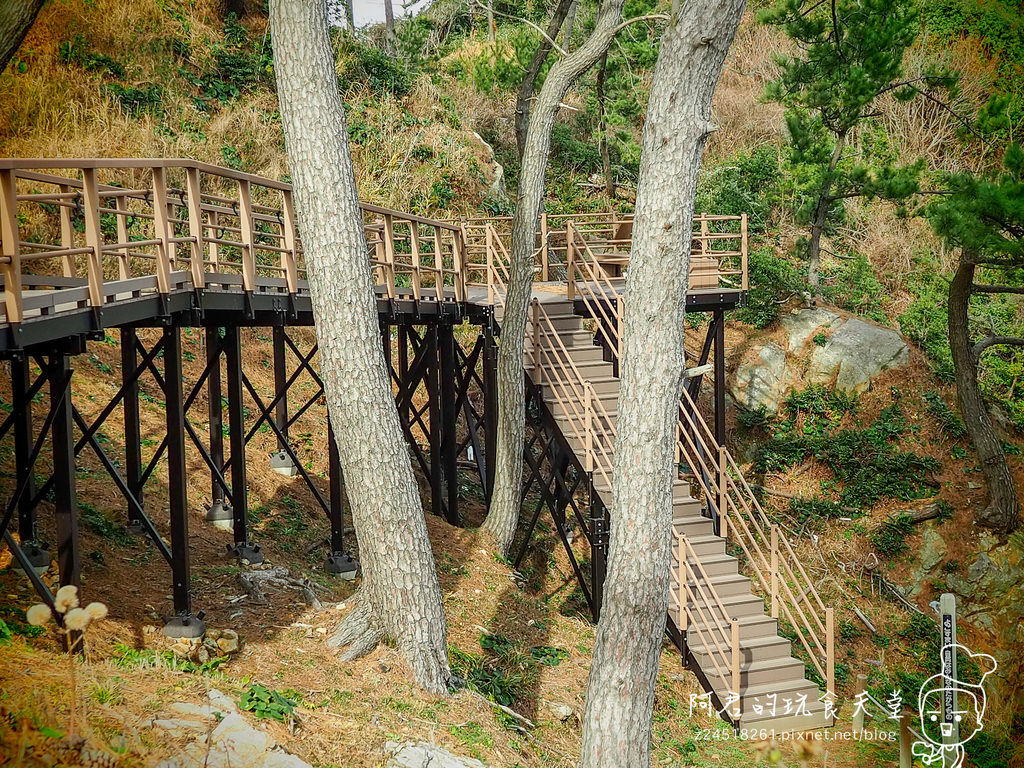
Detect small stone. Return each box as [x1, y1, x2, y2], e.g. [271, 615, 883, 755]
[196, 647, 210, 664]
[217, 630, 240, 654]
[548, 702, 573, 721]
[208, 689, 238, 715]
[168, 702, 215, 719]
[208, 629, 223, 640]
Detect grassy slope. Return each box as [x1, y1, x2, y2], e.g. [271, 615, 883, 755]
[0, 1, 1022, 766]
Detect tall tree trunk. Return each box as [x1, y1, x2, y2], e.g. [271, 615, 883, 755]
[345, 0, 355, 32]
[596, 52, 615, 200]
[269, 0, 451, 695]
[948, 254, 1020, 534]
[384, 0, 396, 52]
[805, 130, 845, 293]
[482, 0, 627, 556]
[0, 0, 43, 74]
[562, 0, 578, 51]
[580, 0, 745, 763]
[514, 0, 576, 159]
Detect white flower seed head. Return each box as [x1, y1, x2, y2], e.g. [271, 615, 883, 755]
[63, 607, 91, 631]
[54, 585, 79, 613]
[26, 603, 52, 626]
[84, 602, 108, 621]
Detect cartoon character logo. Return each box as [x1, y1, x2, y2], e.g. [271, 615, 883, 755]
[913, 644, 997, 767]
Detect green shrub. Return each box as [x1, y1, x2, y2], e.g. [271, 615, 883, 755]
[696, 145, 782, 231]
[870, 513, 914, 557]
[59, 35, 126, 78]
[820, 252, 887, 324]
[733, 247, 806, 328]
[239, 684, 297, 722]
[923, 390, 967, 438]
[102, 83, 163, 116]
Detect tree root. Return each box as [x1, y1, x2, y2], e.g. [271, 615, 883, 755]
[326, 596, 383, 661]
[237, 566, 326, 609]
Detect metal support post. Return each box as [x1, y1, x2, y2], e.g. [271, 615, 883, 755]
[120, 327, 147, 536]
[50, 354, 79, 591]
[162, 326, 205, 638]
[204, 326, 232, 527]
[438, 321, 460, 525]
[11, 355, 49, 571]
[483, 315, 498, 501]
[713, 308, 726, 447]
[224, 325, 262, 564]
[269, 325, 297, 476]
[324, 418, 358, 578]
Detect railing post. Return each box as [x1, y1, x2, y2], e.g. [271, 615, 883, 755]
[584, 381, 593, 473]
[80, 167, 105, 310]
[540, 211, 548, 281]
[485, 224, 494, 304]
[852, 674, 867, 736]
[731, 618, 741, 719]
[281, 190, 299, 296]
[740, 213, 748, 291]
[566, 222, 576, 301]
[58, 184, 76, 278]
[0, 169, 24, 325]
[826, 606, 835, 698]
[409, 221, 422, 301]
[237, 179, 257, 294]
[208, 209, 221, 273]
[151, 167, 173, 295]
[115, 201, 131, 281]
[531, 298, 540, 373]
[717, 445, 728, 540]
[677, 534, 687, 633]
[770, 523, 779, 619]
[184, 167, 206, 291]
[899, 710, 913, 768]
[382, 214, 396, 299]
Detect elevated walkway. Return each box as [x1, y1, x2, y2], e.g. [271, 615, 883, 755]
[0, 159, 833, 733]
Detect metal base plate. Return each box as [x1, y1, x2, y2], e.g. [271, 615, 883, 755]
[205, 500, 234, 531]
[227, 540, 264, 565]
[325, 552, 359, 579]
[269, 450, 298, 477]
[10, 542, 51, 576]
[162, 614, 206, 639]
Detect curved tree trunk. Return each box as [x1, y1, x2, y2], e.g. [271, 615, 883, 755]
[514, 0, 576, 159]
[384, 0, 396, 52]
[805, 130, 845, 293]
[580, 0, 745, 763]
[948, 254, 1020, 534]
[482, 0, 627, 556]
[269, 0, 451, 694]
[0, 0, 43, 74]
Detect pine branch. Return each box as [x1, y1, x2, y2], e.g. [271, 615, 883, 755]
[972, 284, 1024, 295]
[973, 336, 1024, 357]
[475, 0, 568, 56]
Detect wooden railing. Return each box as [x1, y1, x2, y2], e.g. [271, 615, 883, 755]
[462, 212, 748, 292]
[0, 159, 466, 325]
[563, 225, 835, 698]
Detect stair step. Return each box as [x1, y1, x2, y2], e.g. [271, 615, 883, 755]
[678, 533, 728, 558]
[688, 634, 792, 666]
[542, 377, 619, 397]
[738, 707, 834, 732]
[670, 552, 738, 579]
[704, 656, 807, 688]
[669, 591, 766, 622]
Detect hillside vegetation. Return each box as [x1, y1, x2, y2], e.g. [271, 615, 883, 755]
[1, 0, 1022, 766]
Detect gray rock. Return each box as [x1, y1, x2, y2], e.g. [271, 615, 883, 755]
[729, 342, 788, 411]
[918, 526, 947, 574]
[385, 741, 488, 768]
[258, 752, 313, 768]
[208, 689, 239, 715]
[780, 308, 840, 353]
[806, 318, 910, 393]
[968, 552, 994, 582]
[548, 702, 573, 721]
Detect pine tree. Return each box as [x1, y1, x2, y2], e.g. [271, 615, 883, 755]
[928, 142, 1023, 534]
[761, 0, 957, 290]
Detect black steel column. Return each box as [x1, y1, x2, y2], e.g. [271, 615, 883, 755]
[50, 354, 78, 589]
[713, 308, 726, 447]
[224, 325, 262, 564]
[588, 480, 607, 622]
[121, 327, 146, 535]
[397, 325, 409, 429]
[425, 325, 443, 519]
[162, 326, 204, 637]
[11, 356, 37, 543]
[205, 327, 230, 525]
[483, 315, 498, 500]
[324, 418, 357, 578]
[268, 325, 295, 476]
[438, 321, 460, 525]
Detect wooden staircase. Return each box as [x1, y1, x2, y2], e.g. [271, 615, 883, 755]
[514, 296, 833, 732]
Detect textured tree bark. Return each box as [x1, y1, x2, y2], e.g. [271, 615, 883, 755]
[482, 0, 627, 556]
[579, 0, 745, 763]
[596, 52, 615, 199]
[0, 0, 43, 74]
[805, 130, 845, 293]
[514, 0, 576, 159]
[948, 255, 1019, 533]
[269, 0, 452, 694]
[384, 0, 396, 52]
[562, 0, 578, 50]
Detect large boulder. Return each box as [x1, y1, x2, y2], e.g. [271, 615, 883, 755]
[806, 318, 910, 394]
[730, 342, 787, 412]
[728, 309, 911, 411]
[385, 742, 487, 768]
